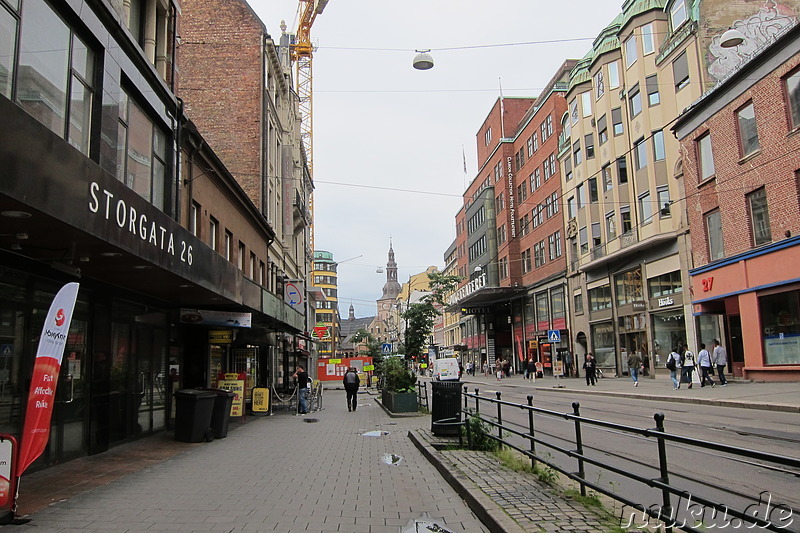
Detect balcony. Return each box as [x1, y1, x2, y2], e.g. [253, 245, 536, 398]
[591, 243, 607, 260]
[620, 229, 639, 249]
[293, 190, 310, 228]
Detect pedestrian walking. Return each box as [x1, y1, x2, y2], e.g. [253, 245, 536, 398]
[342, 366, 360, 412]
[697, 343, 716, 387]
[495, 359, 503, 381]
[527, 358, 536, 380]
[292, 365, 309, 414]
[681, 344, 695, 389]
[666, 347, 682, 390]
[713, 339, 728, 386]
[583, 353, 597, 386]
[627, 351, 642, 387]
[483, 361, 488, 377]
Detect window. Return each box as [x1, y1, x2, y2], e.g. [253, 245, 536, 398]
[658, 186, 671, 217]
[499, 257, 509, 279]
[595, 70, 605, 99]
[608, 61, 620, 89]
[646, 75, 660, 106]
[547, 115, 553, 137]
[574, 292, 584, 314]
[249, 252, 256, 279]
[697, 133, 715, 180]
[497, 224, 507, 245]
[585, 134, 595, 159]
[577, 183, 586, 209]
[581, 92, 592, 117]
[522, 249, 532, 273]
[617, 156, 628, 183]
[532, 132, 539, 151]
[517, 181, 528, 202]
[625, 35, 638, 67]
[648, 271, 683, 298]
[519, 213, 530, 236]
[571, 99, 579, 125]
[615, 268, 643, 306]
[653, 130, 666, 161]
[606, 211, 617, 239]
[579, 226, 588, 254]
[785, 69, 800, 129]
[642, 23, 656, 55]
[635, 138, 648, 170]
[527, 136, 534, 157]
[564, 157, 573, 182]
[573, 140, 582, 166]
[541, 121, 548, 141]
[531, 168, 541, 191]
[549, 153, 557, 176]
[621, 206, 632, 233]
[225, 230, 233, 261]
[484, 127, 492, 146]
[706, 209, 724, 260]
[496, 192, 505, 212]
[598, 114, 608, 145]
[567, 196, 576, 219]
[551, 192, 559, 214]
[210, 217, 219, 251]
[639, 191, 653, 225]
[16, 0, 96, 156]
[190, 201, 200, 236]
[534, 241, 546, 268]
[548, 232, 562, 260]
[603, 165, 613, 191]
[670, 0, 688, 30]
[588, 177, 598, 203]
[747, 187, 771, 246]
[238, 242, 245, 270]
[259, 261, 265, 286]
[589, 285, 613, 311]
[673, 50, 690, 90]
[612, 107, 624, 136]
[737, 102, 760, 156]
[629, 84, 642, 118]
[592, 222, 602, 248]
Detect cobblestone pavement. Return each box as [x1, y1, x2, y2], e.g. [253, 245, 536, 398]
[15, 390, 489, 533]
[410, 429, 621, 533]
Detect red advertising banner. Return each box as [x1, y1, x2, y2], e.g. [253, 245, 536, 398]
[0, 435, 17, 518]
[17, 282, 79, 475]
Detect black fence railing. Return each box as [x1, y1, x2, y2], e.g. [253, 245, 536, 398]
[460, 387, 800, 533]
[417, 381, 430, 412]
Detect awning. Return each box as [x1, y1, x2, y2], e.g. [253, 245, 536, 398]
[450, 286, 527, 311]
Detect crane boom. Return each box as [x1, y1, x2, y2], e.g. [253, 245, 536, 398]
[291, 0, 328, 251]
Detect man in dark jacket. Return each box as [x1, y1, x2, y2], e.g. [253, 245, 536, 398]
[343, 367, 360, 412]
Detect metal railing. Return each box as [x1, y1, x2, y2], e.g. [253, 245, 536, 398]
[460, 387, 800, 533]
[416, 381, 430, 412]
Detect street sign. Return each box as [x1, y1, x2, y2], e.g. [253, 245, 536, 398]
[381, 343, 392, 355]
[548, 330, 561, 343]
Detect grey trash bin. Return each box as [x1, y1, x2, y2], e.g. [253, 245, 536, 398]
[431, 382, 462, 436]
[174, 389, 216, 442]
[203, 388, 235, 439]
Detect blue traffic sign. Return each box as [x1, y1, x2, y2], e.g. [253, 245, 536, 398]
[381, 343, 392, 354]
[547, 330, 561, 343]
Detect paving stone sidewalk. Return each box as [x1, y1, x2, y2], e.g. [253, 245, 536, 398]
[410, 429, 625, 533]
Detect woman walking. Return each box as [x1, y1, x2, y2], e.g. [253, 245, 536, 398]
[681, 344, 695, 389]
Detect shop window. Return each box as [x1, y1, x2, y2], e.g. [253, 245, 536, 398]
[591, 322, 615, 367]
[759, 291, 800, 365]
[615, 267, 643, 306]
[747, 187, 771, 246]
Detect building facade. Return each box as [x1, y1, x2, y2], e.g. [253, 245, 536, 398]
[0, 0, 306, 474]
[674, 22, 800, 381]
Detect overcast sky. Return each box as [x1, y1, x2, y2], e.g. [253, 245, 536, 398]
[249, 0, 625, 318]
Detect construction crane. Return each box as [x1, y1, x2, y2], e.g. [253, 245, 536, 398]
[291, 0, 329, 251]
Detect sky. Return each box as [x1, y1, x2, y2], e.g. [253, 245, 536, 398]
[249, 0, 625, 318]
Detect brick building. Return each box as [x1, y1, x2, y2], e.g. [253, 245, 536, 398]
[674, 23, 800, 380]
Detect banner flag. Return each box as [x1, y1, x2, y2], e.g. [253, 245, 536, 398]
[17, 282, 79, 475]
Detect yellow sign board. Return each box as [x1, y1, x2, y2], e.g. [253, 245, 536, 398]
[420, 363, 428, 368]
[209, 330, 233, 344]
[251, 387, 270, 413]
[363, 364, 374, 371]
[329, 358, 341, 364]
[219, 379, 245, 416]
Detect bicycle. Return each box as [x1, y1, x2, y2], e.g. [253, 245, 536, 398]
[306, 380, 324, 412]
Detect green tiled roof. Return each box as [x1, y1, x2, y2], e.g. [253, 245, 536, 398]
[620, 0, 666, 29]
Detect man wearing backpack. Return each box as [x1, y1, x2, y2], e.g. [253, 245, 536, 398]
[666, 348, 682, 390]
[343, 367, 360, 412]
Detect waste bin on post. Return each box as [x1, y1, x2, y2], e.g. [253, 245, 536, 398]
[174, 389, 216, 442]
[431, 381, 462, 436]
[203, 388, 235, 439]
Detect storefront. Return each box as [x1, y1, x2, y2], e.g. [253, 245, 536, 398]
[690, 237, 800, 381]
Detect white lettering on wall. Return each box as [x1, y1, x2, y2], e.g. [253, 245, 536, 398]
[88, 181, 193, 266]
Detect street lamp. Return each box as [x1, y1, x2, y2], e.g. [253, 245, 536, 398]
[413, 50, 434, 70]
[720, 28, 745, 48]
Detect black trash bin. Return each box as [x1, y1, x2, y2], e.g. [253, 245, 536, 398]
[431, 381, 462, 436]
[203, 388, 235, 439]
[174, 389, 216, 442]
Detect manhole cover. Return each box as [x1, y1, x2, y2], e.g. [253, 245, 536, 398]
[362, 430, 389, 437]
[381, 453, 403, 465]
[303, 418, 319, 423]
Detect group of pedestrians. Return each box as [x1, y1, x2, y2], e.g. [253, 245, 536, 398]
[666, 339, 728, 390]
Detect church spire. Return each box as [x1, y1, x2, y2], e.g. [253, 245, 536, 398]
[381, 240, 401, 299]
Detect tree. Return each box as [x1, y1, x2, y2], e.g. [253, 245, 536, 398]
[351, 329, 383, 374]
[401, 271, 461, 360]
